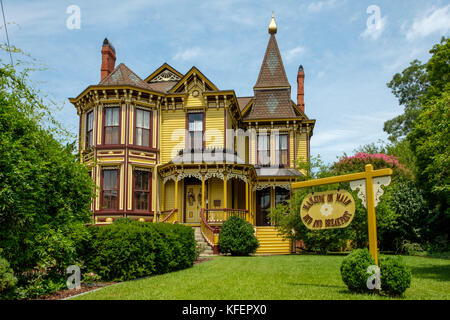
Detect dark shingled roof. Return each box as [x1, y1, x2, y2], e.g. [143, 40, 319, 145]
[237, 96, 253, 111]
[147, 81, 178, 93]
[99, 63, 151, 90]
[254, 34, 290, 89]
[244, 33, 300, 120]
[245, 89, 297, 120]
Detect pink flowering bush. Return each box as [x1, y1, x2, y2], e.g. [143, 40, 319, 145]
[332, 152, 411, 179]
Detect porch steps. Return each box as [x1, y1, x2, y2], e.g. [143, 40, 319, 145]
[255, 226, 291, 255]
[193, 227, 215, 257]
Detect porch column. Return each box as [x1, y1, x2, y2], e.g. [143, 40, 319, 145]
[245, 180, 249, 212]
[201, 174, 205, 209]
[174, 176, 178, 210]
[223, 173, 227, 209]
[161, 180, 165, 211]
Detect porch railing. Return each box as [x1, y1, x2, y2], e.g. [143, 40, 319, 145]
[159, 208, 178, 223]
[200, 208, 220, 252]
[204, 208, 249, 224]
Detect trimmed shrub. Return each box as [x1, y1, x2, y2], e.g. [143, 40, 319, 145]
[380, 256, 411, 296]
[340, 249, 376, 293]
[0, 256, 17, 297]
[218, 215, 259, 256]
[83, 220, 196, 281]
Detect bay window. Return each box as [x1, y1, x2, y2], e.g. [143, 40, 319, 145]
[86, 111, 94, 148]
[135, 109, 151, 147]
[102, 168, 119, 210]
[134, 169, 151, 211]
[104, 107, 120, 144]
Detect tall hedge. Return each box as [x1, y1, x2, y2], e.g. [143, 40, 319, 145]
[82, 220, 196, 281]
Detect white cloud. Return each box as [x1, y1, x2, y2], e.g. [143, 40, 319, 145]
[405, 5, 450, 41]
[284, 46, 305, 62]
[360, 15, 387, 41]
[172, 47, 203, 61]
[307, 0, 338, 13]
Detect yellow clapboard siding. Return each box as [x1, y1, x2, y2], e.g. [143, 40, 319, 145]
[164, 180, 175, 210]
[205, 108, 224, 148]
[161, 111, 185, 163]
[209, 178, 224, 209]
[255, 226, 291, 255]
[186, 91, 205, 107]
[296, 132, 307, 163]
[289, 131, 294, 168]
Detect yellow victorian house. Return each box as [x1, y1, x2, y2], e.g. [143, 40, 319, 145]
[69, 16, 315, 254]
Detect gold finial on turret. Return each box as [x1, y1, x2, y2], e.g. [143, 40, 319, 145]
[268, 12, 277, 35]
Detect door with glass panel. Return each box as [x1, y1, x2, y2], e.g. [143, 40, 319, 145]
[185, 184, 202, 223]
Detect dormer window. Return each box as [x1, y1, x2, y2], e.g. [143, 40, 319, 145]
[135, 108, 151, 147]
[104, 107, 120, 144]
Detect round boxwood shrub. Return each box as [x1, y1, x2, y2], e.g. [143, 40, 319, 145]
[218, 215, 259, 256]
[340, 248, 376, 293]
[379, 256, 411, 296]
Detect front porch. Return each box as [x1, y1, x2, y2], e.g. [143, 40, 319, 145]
[156, 161, 299, 254]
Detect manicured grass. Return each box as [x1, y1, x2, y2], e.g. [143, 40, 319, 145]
[73, 255, 450, 300]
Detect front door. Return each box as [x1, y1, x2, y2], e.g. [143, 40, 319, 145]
[256, 188, 271, 226]
[185, 184, 202, 223]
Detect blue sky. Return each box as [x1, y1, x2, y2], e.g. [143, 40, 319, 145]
[1, 0, 449, 164]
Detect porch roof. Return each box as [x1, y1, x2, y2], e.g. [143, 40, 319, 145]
[255, 166, 303, 177]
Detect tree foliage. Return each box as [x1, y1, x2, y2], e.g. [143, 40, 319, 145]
[0, 59, 95, 297]
[384, 37, 449, 142]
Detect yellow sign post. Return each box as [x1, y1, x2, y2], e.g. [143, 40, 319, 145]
[291, 164, 393, 265]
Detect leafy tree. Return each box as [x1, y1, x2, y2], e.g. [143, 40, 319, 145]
[0, 56, 95, 297]
[384, 60, 429, 142]
[407, 90, 450, 242]
[384, 37, 449, 142]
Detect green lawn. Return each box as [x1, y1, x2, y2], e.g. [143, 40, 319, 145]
[73, 255, 450, 300]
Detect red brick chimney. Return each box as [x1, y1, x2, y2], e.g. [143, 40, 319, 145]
[101, 38, 116, 81]
[297, 65, 305, 113]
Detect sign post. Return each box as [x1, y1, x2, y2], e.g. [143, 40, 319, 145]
[291, 164, 393, 265]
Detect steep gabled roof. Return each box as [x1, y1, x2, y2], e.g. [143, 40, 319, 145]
[253, 34, 290, 89]
[99, 63, 151, 90]
[237, 96, 253, 112]
[144, 63, 183, 83]
[169, 66, 219, 93]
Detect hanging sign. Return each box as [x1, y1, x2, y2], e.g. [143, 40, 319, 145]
[300, 190, 355, 230]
